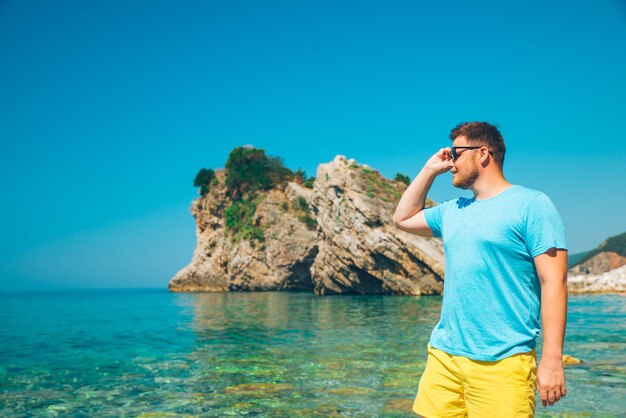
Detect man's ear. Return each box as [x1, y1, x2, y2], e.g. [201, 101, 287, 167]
[479, 147, 490, 167]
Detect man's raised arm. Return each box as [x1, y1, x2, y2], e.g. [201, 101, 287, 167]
[392, 147, 454, 236]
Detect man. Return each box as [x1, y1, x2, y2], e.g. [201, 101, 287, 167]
[392, 122, 568, 417]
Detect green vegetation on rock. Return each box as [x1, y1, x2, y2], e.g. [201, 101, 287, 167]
[225, 147, 293, 200]
[395, 173, 410, 185]
[294, 168, 316, 189]
[193, 168, 216, 196]
[221, 146, 307, 247]
[293, 195, 317, 230]
[360, 166, 402, 202]
[302, 177, 315, 188]
[224, 197, 265, 248]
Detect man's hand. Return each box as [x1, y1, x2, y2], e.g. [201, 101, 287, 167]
[424, 147, 455, 176]
[392, 146, 453, 235]
[536, 356, 566, 406]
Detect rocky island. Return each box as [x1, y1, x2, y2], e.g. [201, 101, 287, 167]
[169, 146, 444, 295]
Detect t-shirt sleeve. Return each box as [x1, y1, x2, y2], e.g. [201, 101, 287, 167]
[423, 200, 447, 238]
[524, 193, 567, 257]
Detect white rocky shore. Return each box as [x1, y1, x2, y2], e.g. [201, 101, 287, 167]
[568, 265, 626, 294]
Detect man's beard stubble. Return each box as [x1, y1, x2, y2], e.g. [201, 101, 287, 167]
[452, 162, 480, 190]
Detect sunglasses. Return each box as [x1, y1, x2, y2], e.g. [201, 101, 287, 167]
[451, 146, 494, 162]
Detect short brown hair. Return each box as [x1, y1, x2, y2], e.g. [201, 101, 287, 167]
[450, 121, 506, 168]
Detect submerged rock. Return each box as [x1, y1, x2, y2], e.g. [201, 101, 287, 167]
[562, 354, 583, 366]
[223, 382, 293, 394]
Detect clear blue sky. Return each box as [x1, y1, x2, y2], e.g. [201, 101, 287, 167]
[1, 0, 625, 290]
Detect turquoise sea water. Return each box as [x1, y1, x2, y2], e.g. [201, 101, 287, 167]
[1, 289, 624, 417]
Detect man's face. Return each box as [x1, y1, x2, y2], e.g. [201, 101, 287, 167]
[451, 136, 481, 189]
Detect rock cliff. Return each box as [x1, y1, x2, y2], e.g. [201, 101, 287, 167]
[569, 251, 626, 275]
[569, 232, 626, 275]
[169, 155, 445, 295]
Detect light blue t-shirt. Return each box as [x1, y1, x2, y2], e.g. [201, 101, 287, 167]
[423, 184, 567, 361]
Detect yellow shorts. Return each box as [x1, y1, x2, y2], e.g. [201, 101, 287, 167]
[413, 343, 537, 418]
